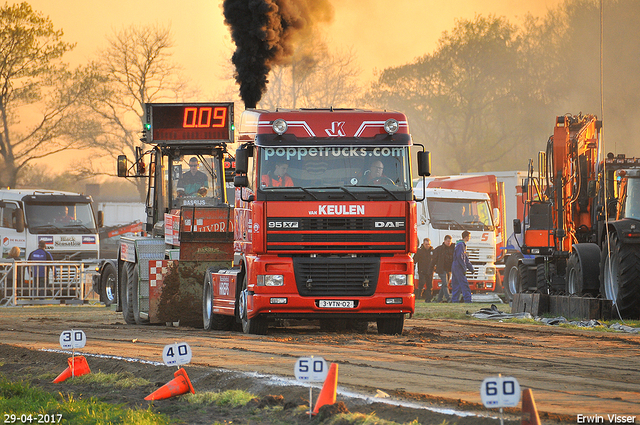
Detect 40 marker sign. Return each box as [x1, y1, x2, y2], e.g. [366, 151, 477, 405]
[162, 342, 192, 367]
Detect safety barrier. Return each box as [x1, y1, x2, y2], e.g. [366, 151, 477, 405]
[0, 260, 99, 307]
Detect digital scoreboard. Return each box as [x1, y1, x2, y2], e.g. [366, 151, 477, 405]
[145, 102, 234, 143]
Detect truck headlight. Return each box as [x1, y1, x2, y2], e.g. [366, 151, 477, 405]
[272, 119, 288, 135]
[486, 267, 495, 275]
[257, 275, 284, 286]
[389, 274, 408, 286]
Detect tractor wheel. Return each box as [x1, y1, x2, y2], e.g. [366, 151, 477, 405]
[239, 274, 268, 335]
[100, 263, 117, 306]
[121, 262, 135, 325]
[600, 233, 640, 319]
[566, 244, 601, 296]
[504, 253, 523, 301]
[203, 268, 234, 331]
[535, 262, 555, 294]
[129, 263, 148, 325]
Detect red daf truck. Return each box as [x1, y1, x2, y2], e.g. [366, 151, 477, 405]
[203, 108, 431, 335]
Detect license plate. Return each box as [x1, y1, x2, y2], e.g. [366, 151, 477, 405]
[318, 300, 355, 308]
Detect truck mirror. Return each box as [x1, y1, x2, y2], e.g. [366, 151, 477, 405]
[522, 178, 528, 193]
[14, 209, 24, 233]
[117, 155, 128, 177]
[513, 218, 522, 234]
[97, 210, 104, 228]
[493, 208, 500, 226]
[417, 151, 431, 176]
[587, 180, 597, 197]
[234, 175, 249, 188]
[235, 146, 251, 174]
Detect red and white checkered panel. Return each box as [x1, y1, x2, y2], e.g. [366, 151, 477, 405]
[149, 260, 177, 287]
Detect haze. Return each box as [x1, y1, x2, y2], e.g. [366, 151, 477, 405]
[24, 0, 560, 173]
[28, 0, 559, 97]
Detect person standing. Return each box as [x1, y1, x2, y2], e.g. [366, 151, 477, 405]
[28, 240, 53, 297]
[414, 238, 434, 302]
[431, 235, 454, 302]
[450, 230, 475, 303]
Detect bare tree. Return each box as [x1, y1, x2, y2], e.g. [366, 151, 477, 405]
[0, 2, 104, 187]
[86, 24, 195, 199]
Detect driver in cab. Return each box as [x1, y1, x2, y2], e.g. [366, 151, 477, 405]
[177, 157, 209, 197]
[364, 160, 394, 185]
[261, 161, 294, 187]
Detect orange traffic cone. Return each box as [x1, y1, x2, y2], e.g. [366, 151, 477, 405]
[312, 363, 338, 415]
[521, 388, 541, 425]
[53, 356, 91, 383]
[145, 368, 195, 401]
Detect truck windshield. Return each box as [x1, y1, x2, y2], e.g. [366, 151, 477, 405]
[624, 177, 640, 220]
[427, 198, 494, 231]
[258, 146, 411, 191]
[170, 154, 225, 208]
[25, 203, 97, 233]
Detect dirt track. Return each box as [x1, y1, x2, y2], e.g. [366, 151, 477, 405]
[1, 305, 639, 422]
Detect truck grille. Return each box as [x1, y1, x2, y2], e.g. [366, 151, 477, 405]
[293, 257, 379, 296]
[267, 217, 405, 252]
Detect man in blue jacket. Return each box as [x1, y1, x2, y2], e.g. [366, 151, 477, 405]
[450, 230, 475, 303]
[28, 240, 53, 296]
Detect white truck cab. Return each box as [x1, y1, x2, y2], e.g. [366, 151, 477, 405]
[414, 186, 497, 294]
[0, 189, 100, 260]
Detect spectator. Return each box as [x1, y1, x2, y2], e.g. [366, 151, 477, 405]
[430, 235, 454, 302]
[450, 230, 475, 303]
[6, 246, 22, 295]
[414, 238, 434, 302]
[28, 240, 53, 297]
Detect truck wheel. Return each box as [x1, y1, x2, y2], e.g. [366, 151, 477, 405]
[504, 253, 523, 301]
[347, 319, 369, 333]
[535, 262, 555, 294]
[567, 244, 601, 296]
[376, 315, 404, 335]
[129, 263, 148, 325]
[100, 263, 117, 306]
[600, 233, 640, 319]
[121, 262, 135, 325]
[203, 268, 233, 331]
[239, 274, 267, 335]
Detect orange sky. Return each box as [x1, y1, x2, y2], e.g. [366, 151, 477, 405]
[28, 0, 560, 97]
[24, 0, 561, 173]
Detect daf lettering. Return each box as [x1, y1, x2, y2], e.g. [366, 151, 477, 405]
[375, 221, 405, 228]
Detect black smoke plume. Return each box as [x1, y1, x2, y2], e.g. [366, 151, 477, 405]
[223, 0, 333, 108]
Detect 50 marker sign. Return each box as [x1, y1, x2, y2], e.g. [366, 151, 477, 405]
[480, 376, 521, 408]
[294, 357, 328, 382]
[162, 342, 192, 367]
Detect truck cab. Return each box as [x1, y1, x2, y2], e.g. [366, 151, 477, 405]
[0, 189, 99, 260]
[414, 186, 498, 294]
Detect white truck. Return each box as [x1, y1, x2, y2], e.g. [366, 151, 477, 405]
[0, 189, 100, 261]
[0, 189, 107, 304]
[414, 186, 499, 297]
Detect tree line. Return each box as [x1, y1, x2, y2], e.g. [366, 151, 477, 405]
[1, 0, 639, 194]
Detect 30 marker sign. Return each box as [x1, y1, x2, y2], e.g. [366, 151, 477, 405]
[59, 329, 86, 349]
